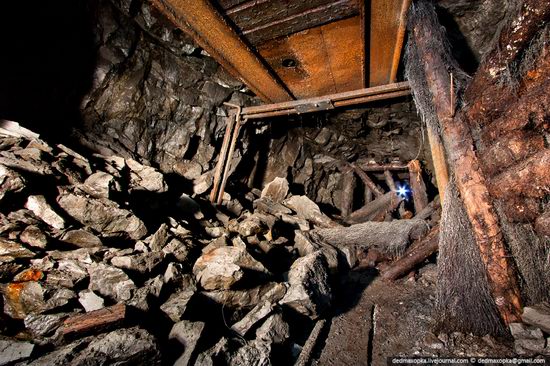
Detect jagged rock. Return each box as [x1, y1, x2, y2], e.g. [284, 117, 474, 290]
[164, 263, 185, 284]
[24, 313, 66, 337]
[88, 263, 136, 302]
[129, 275, 164, 312]
[111, 252, 165, 274]
[229, 215, 264, 237]
[57, 193, 147, 240]
[280, 251, 332, 319]
[127, 158, 168, 193]
[0, 339, 34, 365]
[24, 339, 87, 366]
[25, 195, 66, 230]
[0, 165, 25, 202]
[0, 238, 34, 262]
[0, 151, 53, 175]
[193, 246, 270, 290]
[283, 195, 335, 228]
[45, 260, 89, 289]
[169, 320, 205, 366]
[45, 288, 76, 311]
[231, 300, 274, 337]
[69, 327, 161, 365]
[254, 198, 293, 216]
[202, 282, 288, 308]
[510, 322, 546, 355]
[47, 247, 98, 263]
[7, 209, 41, 226]
[149, 223, 170, 251]
[280, 213, 310, 231]
[162, 238, 191, 263]
[522, 303, 550, 334]
[160, 275, 196, 322]
[1, 281, 46, 319]
[195, 337, 229, 366]
[261, 177, 289, 203]
[80, 171, 118, 198]
[192, 172, 213, 195]
[0, 263, 22, 282]
[230, 340, 271, 366]
[294, 231, 339, 274]
[60, 229, 103, 248]
[256, 312, 290, 344]
[201, 236, 228, 254]
[78, 290, 105, 312]
[19, 225, 48, 249]
[176, 193, 204, 220]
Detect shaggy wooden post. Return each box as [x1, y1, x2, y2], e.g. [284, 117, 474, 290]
[410, 1, 523, 324]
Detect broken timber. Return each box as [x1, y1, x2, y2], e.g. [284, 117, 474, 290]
[62, 303, 126, 338]
[410, 0, 522, 324]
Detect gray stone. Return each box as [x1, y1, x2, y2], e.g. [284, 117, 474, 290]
[19, 225, 48, 249]
[149, 223, 170, 251]
[522, 303, 550, 334]
[81, 171, 118, 198]
[45, 288, 76, 311]
[280, 251, 332, 319]
[294, 231, 339, 274]
[46, 260, 88, 288]
[193, 172, 213, 195]
[176, 193, 204, 220]
[0, 339, 34, 365]
[57, 193, 147, 240]
[229, 340, 271, 366]
[127, 158, 168, 193]
[202, 282, 287, 309]
[60, 229, 103, 248]
[24, 313, 66, 337]
[111, 251, 165, 274]
[164, 262, 185, 284]
[195, 337, 229, 366]
[162, 238, 190, 263]
[169, 320, 205, 366]
[283, 195, 335, 228]
[70, 327, 161, 365]
[7, 209, 40, 226]
[88, 262, 136, 302]
[0, 165, 25, 202]
[24, 339, 87, 366]
[1, 281, 46, 319]
[25, 195, 66, 230]
[510, 322, 546, 355]
[160, 281, 196, 322]
[0, 237, 34, 262]
[261, 177, 289, 203]
[47, 247, 98, 263]
[232, 215, 264, 237]
[256, 312, 290, 344]
[129, 275, 164, 312]
[193, 246, 270, 290]
[231, 300, 274, 337]
[78, 290, 105, 312]
[280, 213, 310, 231]
[202, 236, 228, 254]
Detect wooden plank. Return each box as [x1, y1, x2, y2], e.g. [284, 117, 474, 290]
[224, 0, 358, 43]
[257, 16, 363, 99]
[369, 0, 403, 86]
[215, 0, 248, 10]
[63, 303, 126, 337]
[152, 0, 293, 103]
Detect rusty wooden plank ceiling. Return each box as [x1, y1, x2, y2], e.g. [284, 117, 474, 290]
[154, 0, 410, 103]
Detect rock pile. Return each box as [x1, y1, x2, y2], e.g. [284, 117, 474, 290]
[0, 133, 342, 365]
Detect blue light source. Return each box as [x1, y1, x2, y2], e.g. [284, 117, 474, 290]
[396, 183, 410, 199]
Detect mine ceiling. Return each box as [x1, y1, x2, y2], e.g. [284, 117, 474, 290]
[153, 0, 410, 103]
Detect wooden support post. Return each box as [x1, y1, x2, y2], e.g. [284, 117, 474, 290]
[384, 170, 396, 191]
[351, 165, 384, 197]
[340, 167, 356, 217]
[216, 115, 242, 205]
[408, 160, 428, 213]
[364, 187, 373, 205]
[346, 192, 402, 224]
[410, 0, 523, 324]
[152, 0, 293, 103]
[210, 114, 236, 203]
[390, 0, 412, 83]
[426, 128, 448, 203]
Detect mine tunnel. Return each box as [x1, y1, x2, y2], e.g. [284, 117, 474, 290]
[0, 0, 549, 365]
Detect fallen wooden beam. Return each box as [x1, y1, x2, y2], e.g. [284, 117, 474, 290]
[488, 149, 550, 199]
[346, 191, 401, 224]
[351, 165, 384, 197]
[62, 303, 126, 338]
[381, 226, 439, 281]
[410, 0, 523, 324]
[152, 0, 293, 103]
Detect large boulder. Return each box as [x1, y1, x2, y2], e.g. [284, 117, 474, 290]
[280, 251, 332, 319]
[58, 193, 147, 240]
[193, 246, 270, 290]
[88, 263, 136, 302]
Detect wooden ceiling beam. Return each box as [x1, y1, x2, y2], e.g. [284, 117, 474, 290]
[152, 0, 293, 103]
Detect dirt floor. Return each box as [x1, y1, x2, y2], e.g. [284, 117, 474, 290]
[312, 264, 515, 366]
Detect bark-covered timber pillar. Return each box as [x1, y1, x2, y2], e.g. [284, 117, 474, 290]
[409, 0, 523, 324]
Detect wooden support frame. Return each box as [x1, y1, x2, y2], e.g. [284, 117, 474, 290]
[152, 0, 293, 103]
